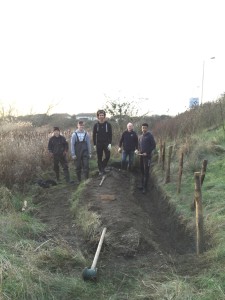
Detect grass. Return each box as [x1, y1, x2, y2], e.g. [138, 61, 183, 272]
[151, 126, 225, 299]
[70, 180, 102, 240]
[1, 119, 225, 298]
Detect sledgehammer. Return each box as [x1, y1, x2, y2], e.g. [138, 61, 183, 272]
[82, 227, 107, 281]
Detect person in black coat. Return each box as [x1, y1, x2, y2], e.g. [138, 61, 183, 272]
[118, 122, 138, 171]
[135, 123, 156, 194]
[93, 110, 112, 175]
[48, 127, 70, 183]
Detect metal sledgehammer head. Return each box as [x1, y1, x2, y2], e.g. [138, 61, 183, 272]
[82, 267, 97, 281]
[82, 227, 107, 281]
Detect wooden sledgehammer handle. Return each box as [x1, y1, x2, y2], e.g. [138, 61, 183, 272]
[91, 227, 107, 269]
[99, 175, 106, 186]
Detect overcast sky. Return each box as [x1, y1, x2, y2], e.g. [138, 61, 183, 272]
[0, 0, 225, 116]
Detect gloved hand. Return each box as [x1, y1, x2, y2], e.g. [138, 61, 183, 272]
[72, 155, 77, 160]
[108, 144, 112, 151]
[89, 154, 92, 159]
[93, 145, 96, 151]
[118, 147, 122, 153]
[135, 149, 139, 155]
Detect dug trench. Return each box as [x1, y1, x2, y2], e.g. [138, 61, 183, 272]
[35, 166, 210, 282]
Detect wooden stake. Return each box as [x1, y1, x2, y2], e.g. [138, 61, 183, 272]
[177, 152, 184, 194]
[165, 145, 173, 183]
[192, 159, 208, 209]
[201, 159, 208, 185]
[158, 138, 163, 164]
[162, 142, 166, 171]
[194, 172, 204, 255]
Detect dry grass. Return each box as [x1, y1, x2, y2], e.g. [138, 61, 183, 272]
[0, 122, 52, 188]
[71, 181, 102, 240]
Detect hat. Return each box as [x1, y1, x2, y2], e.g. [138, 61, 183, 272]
[53, 127, 60, 131]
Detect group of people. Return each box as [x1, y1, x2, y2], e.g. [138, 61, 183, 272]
[47, 109, 156, 194]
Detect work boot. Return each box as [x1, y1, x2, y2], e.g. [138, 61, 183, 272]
[84, 171, 89, 180]
[77, 173, 81, 184]
[128, 163, 134, 172]
[138, 177, 144, 190]
[143, 176, 149, 190]
[56, 171, 60, 181]
[55, 173, 61, 184]
[64, 169, 70, 183]
[121, 161, 126, 170]
[77, 172, 81, 180]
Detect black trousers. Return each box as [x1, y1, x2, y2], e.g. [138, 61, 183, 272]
[140, 156, 151, 188]
[53, 154, 70, 182]
[96, 143, 110, 172]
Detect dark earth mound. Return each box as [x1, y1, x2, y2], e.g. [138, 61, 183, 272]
[35, 166, 209, 282]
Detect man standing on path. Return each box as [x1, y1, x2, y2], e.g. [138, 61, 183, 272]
[118, 122, 138, 171]
[93, 109, 112, 175]
[135, 123, 156, 194]
[71, 121, 91, 183]
[48, 127, 71, 183]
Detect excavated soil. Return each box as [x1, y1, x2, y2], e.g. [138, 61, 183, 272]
[35, 165, 209, 282]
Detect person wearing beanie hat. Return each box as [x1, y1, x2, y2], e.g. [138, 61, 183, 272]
[48, 127, 71, 183]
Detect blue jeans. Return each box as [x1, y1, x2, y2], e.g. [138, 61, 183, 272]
[121, 150, 134, 170]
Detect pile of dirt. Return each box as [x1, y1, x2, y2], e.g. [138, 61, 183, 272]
[35, 166, 204, 280]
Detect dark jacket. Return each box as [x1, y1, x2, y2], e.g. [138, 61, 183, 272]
[48, 135, 68, 155]
[93, 121, 112, 146]
[138, 131, 156, 157]
[119, 130, 138, 152]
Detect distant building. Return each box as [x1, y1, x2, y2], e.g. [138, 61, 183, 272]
[76, 113, 97, 121]
[51, 113, 72, 119]
[189, 97, 199, 108]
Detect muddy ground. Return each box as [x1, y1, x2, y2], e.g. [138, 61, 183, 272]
[35, 164, 209, 285]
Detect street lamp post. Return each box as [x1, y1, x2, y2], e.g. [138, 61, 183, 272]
[200, 57, 215, 105]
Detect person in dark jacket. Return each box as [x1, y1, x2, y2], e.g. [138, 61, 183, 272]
[71, 120, 91, 183]
[48, 127, 70, 183]
[118, 122, 138, 171]
[93, 110, 112, 175]
[135, 123, 156, 194]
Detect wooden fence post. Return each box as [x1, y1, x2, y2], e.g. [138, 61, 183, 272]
[177, 152, 184, 194]
[165, 145, 173, 183]
[192, 159, 208, 210]
[158, 138, 163, 164]
[201, 159, 208, 185]
[194, 172, 204, 255]
[162, 142, 166, 171]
